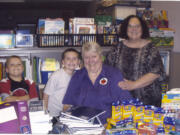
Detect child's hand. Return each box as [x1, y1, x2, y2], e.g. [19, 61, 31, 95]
[0, 93, 10, 101]
[44, 109, 49, 114]
[4, 95, 29, 102]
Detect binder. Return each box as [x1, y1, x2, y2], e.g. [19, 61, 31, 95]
[0, 101, 31, 133]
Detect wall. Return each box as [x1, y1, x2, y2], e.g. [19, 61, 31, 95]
[0, 2, 94, 29]
[152, 1, 180, 89]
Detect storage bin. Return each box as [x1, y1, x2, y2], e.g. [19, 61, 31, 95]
[41, 71, 54, 84]
[37, 34, 119, 47]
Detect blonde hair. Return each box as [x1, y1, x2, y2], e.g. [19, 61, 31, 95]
[82, 42, 102, 57]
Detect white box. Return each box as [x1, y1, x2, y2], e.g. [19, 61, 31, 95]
[113, 6, 136, 20]
[16, 34, 33, 47]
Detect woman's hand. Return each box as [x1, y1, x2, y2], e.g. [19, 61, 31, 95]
[118, 73, 160, 91]
[118, 79, 136, 91]
[63, 104, 71, 112]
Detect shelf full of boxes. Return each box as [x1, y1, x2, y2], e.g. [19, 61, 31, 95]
[0, 9, 175, 98]
[0, 17, 120, 100]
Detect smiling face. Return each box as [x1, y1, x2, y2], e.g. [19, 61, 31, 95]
[62, 51, 80, 74]
[6, 57, 24, 80]
[127, 17, 142, 40]
[83, 51, 102, 74]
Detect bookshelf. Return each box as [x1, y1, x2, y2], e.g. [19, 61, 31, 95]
[0, 33, 173, 86]
[0, 1, 174, 93]
[0, 36, 115, 99]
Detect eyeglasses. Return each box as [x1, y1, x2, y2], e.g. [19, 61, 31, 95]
[128, 24, 141, 29]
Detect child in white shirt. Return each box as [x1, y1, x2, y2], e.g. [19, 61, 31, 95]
[43, 48, 81, 119]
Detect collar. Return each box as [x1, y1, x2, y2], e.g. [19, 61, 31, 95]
[84, 64, 106, 78]
[8, 76, 24, 83]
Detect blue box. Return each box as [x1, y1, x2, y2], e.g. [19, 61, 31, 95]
[16, 34, 33, 47]
[41, 71, 53, 84]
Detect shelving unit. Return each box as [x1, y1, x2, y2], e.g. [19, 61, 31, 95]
[37, 34, 119, 47]
[0, 1, 174, 93]
[0, 34, 115, 90]
[0, 45, 112, 60]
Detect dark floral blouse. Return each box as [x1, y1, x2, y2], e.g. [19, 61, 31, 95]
[105, 41, 166, 107]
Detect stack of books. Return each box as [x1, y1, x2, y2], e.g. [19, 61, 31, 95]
[38, 18, 65, 47]
[58, 106, 105, 134]
[69, 18, 96, 46]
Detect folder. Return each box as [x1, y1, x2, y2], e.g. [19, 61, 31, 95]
[0, 101, 31, 134]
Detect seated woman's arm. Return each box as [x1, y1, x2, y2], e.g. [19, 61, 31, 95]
[62, 70, 82, 106]
[118, 73, 160, 90]
[63, 104, 71, 112]
[111, 68, 133, 101]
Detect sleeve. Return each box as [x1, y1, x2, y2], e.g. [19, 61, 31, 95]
[0, 80, 10, 95]
[28, 81, 38, 99]
[111, 69, 133, 102]
[62, 72, 81, 106]
[43, 72, 57, 96]
[104, 42, 122, 67]
[147, 46, 166, 81]
[104, 46, 117, 66]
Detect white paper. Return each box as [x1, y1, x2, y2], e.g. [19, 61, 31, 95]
[29, 111, 52, 133]
[0, 106, 17, 123]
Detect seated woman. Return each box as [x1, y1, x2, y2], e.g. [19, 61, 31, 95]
[62, 42, 133, 124]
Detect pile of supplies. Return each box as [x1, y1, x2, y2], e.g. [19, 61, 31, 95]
[106, 98, 178, 135]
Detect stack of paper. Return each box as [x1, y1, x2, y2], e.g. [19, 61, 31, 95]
[29, 111, 52, 134]
[59, 109, 105, 134]
[29, 100, 52, 133]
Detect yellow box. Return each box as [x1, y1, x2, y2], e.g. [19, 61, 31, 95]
[112, 105, 123, 121]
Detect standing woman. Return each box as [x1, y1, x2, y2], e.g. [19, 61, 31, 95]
[106, 15, 166, 107]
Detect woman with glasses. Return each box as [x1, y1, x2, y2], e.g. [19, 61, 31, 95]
[106, 15, 166, 107]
